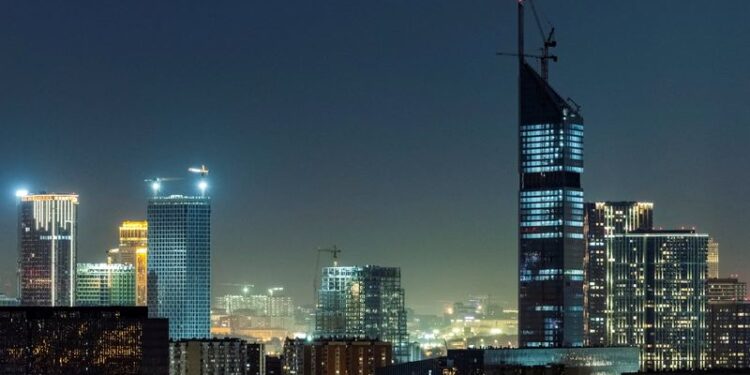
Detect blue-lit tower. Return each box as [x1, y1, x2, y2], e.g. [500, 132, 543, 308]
[517, 1, 584, 348]
[147, 170, 211, 340]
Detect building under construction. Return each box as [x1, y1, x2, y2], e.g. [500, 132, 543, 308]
[315, 265, 408, 363]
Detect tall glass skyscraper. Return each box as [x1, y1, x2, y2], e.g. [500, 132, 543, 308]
[516, 7, 585, 346]
[583, 202, 653, 346]
[315, 265, 408, 363]
[147, 195, 211, 340]
[18, 193, 79, 307]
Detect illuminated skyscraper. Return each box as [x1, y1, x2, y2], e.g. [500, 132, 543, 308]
[147, 195, 211, 340]
[315, 266, 408, 363]
[18, 193, 79, 307]
[76, 263, 135, 306]
[583, 202, 653, 346]
[108, 220, 148, 306]
[707, 238, 719, 279]
[516, 1, 584, 347]
[609, 230, 708, 370]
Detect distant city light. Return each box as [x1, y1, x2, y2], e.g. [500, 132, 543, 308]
[15, 189, 29, 198]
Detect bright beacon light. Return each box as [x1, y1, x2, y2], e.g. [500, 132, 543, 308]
[151, 181, 161, 193]
[198, 180, 208, 194]
[15, 189, 29, 198]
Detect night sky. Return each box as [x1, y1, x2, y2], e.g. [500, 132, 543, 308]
[0, 1, 748, 313]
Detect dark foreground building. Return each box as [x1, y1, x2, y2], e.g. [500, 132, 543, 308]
[0, 306, 168, 374]
[377, 347, 639, 375]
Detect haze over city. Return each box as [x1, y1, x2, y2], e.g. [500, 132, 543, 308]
[0, 0, 748, 315]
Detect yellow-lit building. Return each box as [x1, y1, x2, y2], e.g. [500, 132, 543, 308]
[108, 220, 148, 306]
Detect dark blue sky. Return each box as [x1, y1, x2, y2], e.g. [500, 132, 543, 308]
[0, 1, 747, 313]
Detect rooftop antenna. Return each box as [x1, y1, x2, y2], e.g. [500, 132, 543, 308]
[498, 0, 557, 81]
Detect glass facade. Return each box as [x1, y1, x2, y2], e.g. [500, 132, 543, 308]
[315, 266, 408, 363]
[609, 230, 708, 370]
[518, 61, 584, 348]
[582, 201, 653, 346]
[18, 194, 79, 307]
[76, 263, 136, 306]
[147, 195, 211, 340]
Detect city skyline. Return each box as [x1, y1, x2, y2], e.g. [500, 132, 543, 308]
[0, 1, 748, 314]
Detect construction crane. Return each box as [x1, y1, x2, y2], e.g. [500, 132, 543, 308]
[144, 177, 182, 196]
[188, 165, 209, 177]
[312, 245, 343, 305]
[188, 165, 209, 195]
[497, 0, 557, 81]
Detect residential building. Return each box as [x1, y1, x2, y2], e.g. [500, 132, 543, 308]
[708, 301, 750, 369]
[170, 338, 264, 375]
[315, 265, 408, 362]
[583, 201, 653, 346]
[0, 306, 168, 374]
[282, 337, 392, 375]
[609, 230, 708, 370]
[18, 193, 78, 307]
[148, 195, 211, 340]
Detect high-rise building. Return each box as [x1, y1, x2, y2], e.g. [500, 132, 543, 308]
[148, 195, 211, 340]
[282, 337, 392, 375]
[708, 301, 750, 369]
[516, 1, 585, 348]
[707, 278, 746, 302]
[608, 230, 708, 370]
[108, 220, 149, 306]
[582, 201, 653, 346]
[0, 306, 168, 374]
[707, 238, 719, 279]
[170, 338, 265, 375]
[76, 263, 135, 306]
[315, 266, 408, 362]
[18, 193, 79, 307]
